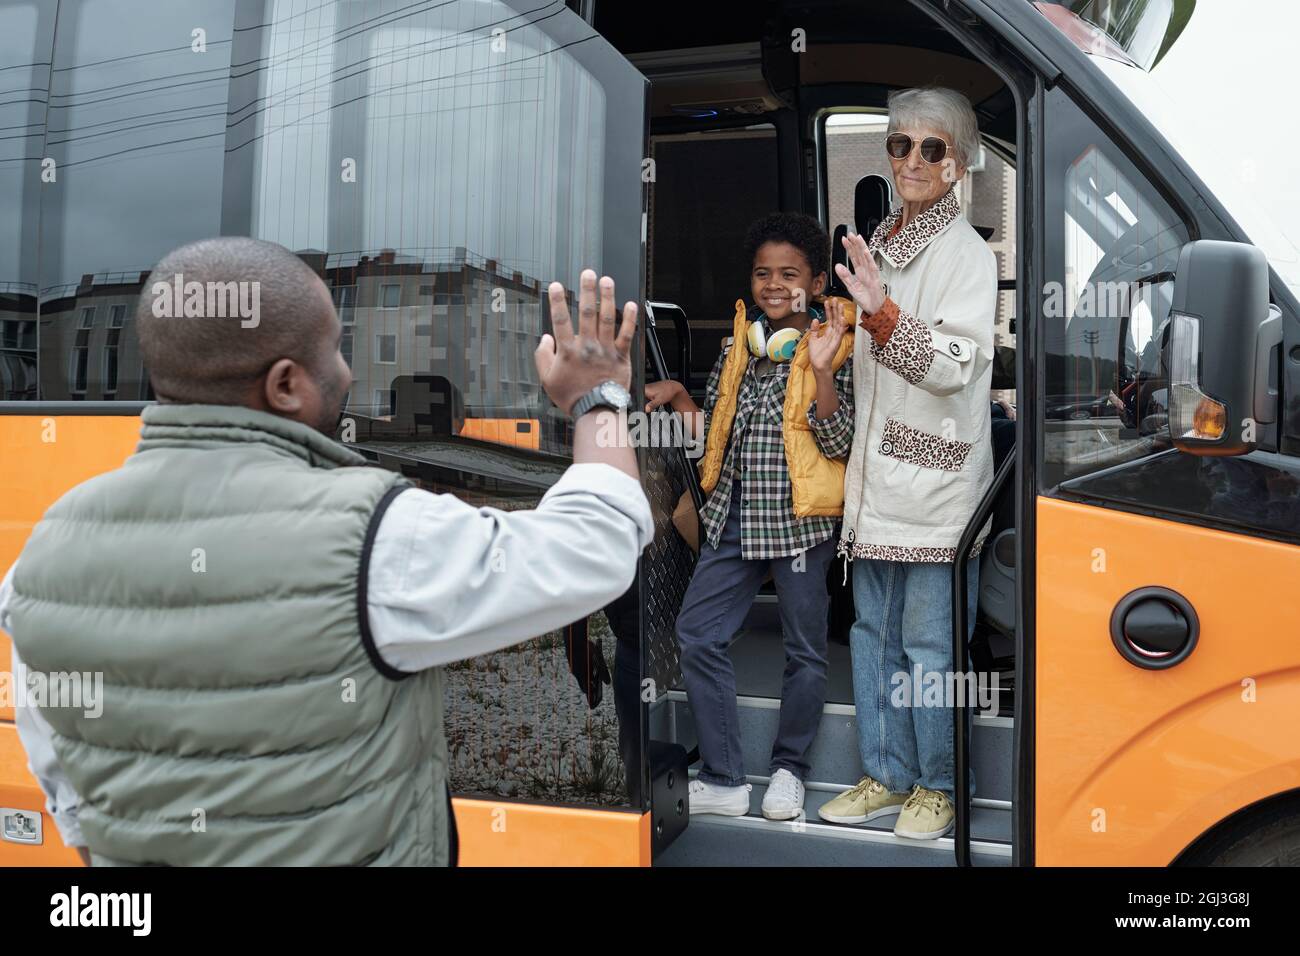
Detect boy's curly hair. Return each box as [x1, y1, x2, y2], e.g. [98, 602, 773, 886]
[742, 211, 830, 280]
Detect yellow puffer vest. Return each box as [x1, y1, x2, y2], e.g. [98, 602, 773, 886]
[699, 297, 855, 517]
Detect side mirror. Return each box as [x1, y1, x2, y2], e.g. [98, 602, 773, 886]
[1168, 240, 1282, 456]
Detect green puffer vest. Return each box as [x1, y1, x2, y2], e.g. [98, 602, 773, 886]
[8, 403, 452, 866]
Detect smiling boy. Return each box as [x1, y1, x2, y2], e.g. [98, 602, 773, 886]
[645, 212, 854, 821]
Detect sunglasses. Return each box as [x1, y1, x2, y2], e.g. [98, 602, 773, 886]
[885, 132, 951, 165]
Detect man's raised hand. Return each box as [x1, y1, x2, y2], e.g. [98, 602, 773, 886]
[534, 269, 637, 416]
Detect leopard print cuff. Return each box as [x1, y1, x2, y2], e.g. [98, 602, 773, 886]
[870, 305, 934, 386]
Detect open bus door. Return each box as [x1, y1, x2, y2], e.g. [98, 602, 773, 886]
[0, 0, 657, 867]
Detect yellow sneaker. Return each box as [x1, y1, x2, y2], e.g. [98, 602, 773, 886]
[893, 786, 954, 840]
[817, 775, 910, 825]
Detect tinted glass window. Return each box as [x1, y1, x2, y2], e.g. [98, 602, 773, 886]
[11, 0, 650, 812]
[225, 0, 642, 457]
[27, 0, 645, 453]
[0, 1, 54, 401]
[1040, 89, 1300, 543]
[220, 0, 647, 809]
[37, 0, 233, 402]
[1041, 85, 1190, 488]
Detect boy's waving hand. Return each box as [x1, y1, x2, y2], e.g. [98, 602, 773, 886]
[807, 297, 851, 373]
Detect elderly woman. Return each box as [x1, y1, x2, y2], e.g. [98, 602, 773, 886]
[816, 87, 997, 840]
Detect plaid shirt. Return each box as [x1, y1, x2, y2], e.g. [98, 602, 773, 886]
[699, 333, 854, 561]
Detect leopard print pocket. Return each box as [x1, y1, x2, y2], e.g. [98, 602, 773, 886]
[878, 417, 972, 472]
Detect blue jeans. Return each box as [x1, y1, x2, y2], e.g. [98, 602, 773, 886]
[676, 488, 836, 787]
[848, 558, 978, 802]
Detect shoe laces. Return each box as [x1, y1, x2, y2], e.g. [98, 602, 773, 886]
[904, 785, 947, 816]
[768, 770, 800, 799]
[843, 775, 885, 801]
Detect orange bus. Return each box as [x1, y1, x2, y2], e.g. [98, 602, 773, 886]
[2, 0, 1297, 867]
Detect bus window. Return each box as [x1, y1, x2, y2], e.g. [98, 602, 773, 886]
[223, 0, 648, 810]
[34, 0, 232, 403]
[0, 2, 47, 403]
[1042, 88, 1298, 541]
[1041, 85, 1189, 487]
[12, 0, 651, 820]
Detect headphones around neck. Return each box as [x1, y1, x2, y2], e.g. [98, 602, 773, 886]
[746, 321, 801, 363]
[744, 304, 823, 363]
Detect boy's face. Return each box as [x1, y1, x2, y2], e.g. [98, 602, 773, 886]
[751, 241, 826, 324]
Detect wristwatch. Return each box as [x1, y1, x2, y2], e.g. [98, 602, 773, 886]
[570, 380, 632, 419]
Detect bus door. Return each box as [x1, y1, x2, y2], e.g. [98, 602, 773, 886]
[635, 0, 1031, 866]
[0, 0, 656, 867]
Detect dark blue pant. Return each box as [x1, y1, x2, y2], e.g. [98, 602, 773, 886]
[675, 488, 836, 786]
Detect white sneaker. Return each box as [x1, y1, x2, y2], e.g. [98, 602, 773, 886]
[688, 778, 751, 816]
[761, 769, 805, 821]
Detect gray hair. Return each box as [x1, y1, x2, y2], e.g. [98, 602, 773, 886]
[886, 86, 980, 168]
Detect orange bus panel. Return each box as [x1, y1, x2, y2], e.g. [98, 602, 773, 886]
[458, 418, 540, 450]
[1036, 496, 1300, 865]
[0, 722, 81, 865]
[0, 414, 143, 722]
[1, 413, 642, 867]
[451, 798, 650, 866]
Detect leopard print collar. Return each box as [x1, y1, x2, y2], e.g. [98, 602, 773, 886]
[867, 186, 961, 268]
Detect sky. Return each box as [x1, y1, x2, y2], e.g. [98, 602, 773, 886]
[1149, 0, 1300, 258]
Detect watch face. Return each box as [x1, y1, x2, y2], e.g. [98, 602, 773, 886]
[599, 381, 631, 408]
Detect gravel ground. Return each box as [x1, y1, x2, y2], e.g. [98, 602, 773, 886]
[442, 611, 631, 807]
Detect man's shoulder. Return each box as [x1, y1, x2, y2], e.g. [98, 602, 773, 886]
[38, 459, 142, 517]
[38, 449, 401, 522]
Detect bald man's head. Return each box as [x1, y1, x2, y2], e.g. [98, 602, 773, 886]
[137, 237, 351, 433]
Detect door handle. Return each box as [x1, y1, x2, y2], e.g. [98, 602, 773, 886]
[1110, 587, 1200, 669]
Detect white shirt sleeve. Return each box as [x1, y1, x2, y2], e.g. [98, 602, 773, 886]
[366, 461, 654, 672]
[1, 563, 86, 848]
